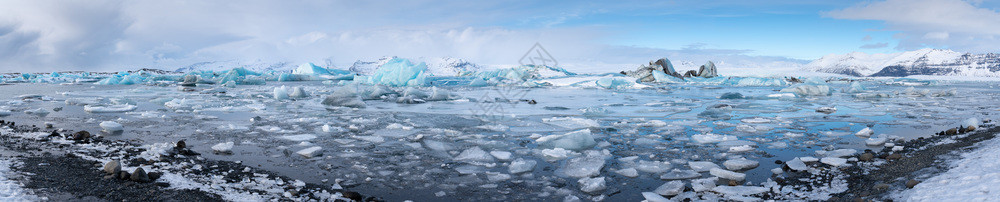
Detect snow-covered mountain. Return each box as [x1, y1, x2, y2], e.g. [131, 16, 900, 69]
[349, 56, 483, 76]
[806, 49, 1000, 77]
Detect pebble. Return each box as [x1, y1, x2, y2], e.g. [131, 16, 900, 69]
[873, 183, 890, 192]
[886, 153, 902, 160]
[103, 160, 121, 175]
[117, 171, 131, 180]
[906, 179, 920, 189]
[73, 131, 91, 141]
[859, 153, 874, 162]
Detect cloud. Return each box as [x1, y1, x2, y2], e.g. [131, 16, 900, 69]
[826, 0, 1000, 52]
[0, 0, 814, 73]
[862, 35, 872, 41]
[859, 43, 888, 49]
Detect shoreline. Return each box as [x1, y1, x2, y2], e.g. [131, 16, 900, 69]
[0, 119, 375, 201]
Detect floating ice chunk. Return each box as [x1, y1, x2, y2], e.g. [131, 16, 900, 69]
[965, 118, 981, 128]
[866, 135, 888, 146]
[595, 77, 634, 89]
[723, 159, 759, 170]
[100, 121, 124, 132]
[844, 82, 866, 93]
[273, 86, 290, 100]
[654, 181, 686, 196]
[24, 108, 49, 116]
[536, 129, 597, 151]
[353, 135, 384, 143]
[212, 142, 234, 153]
[766, 93, 797, 98]
[740, 118, 770, 124]
[321, 87, 366, 108]
[425, 87, 456, 101]
[639, 120, 668, 127]
[800, 157, 819, 162]
[486, 172, 511, 182]
[84, 105, 137, 113]
[709, 168, 745, 181]
[558, 156, 605, 178]
[892, 146, 904, 151]
[279, 134, 317, 141]
[454, 165, 484, 175]
[635, 160, 672, 173]
[771, 167, 783, 175]
[289, 86, 309, 98]
[820, 157, 848, 167]
[422, 139, 452, 151]
[660, 169, 701, 180]
[578, 177, 606, 193]
[296, 146, 323, 158]
[360, 58, 428, 87]
[691, 177, 718, 192]
[785, 157, 808, 171]
[385, 123, 413, 130]
[780, 84, 832, 96]
[784, 132, 804, 138]
[542, 117, 600, 129]
[0, 110, 10, 117]
[691, 133, 737, 144]
[855, 127, 874, 137]
[641, 192, 670, 202]
[712, 186, 769, 197]
[688, 161, 721, 172]
[816, 149, 856, 158]
[508, 158, 537, 174]
[615, 168, 639, 178]
[540, 148, 577, 161]
[454, 147, 496, 163]
[489, 151, 512, 161]
[728, 145, 754, 152]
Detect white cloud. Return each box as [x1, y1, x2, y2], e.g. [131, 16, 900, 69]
[0, 0, 811, 73]
[826, 0, 1000, 52]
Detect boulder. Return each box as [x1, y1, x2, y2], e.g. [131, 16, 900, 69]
[103, 160, 121, 175]
[131, 168, 150, 182]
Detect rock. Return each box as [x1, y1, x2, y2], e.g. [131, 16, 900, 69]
[967, 125, 976, 132]
[72, 131, 91, 140]
[342, 191, 363, 201]
[859, 153, 874, 161]
[527, 100, 537, 105]
[117, 171, 131, 180]
[946, 128, 958, 135]
[774, 160, 783, 164]
[103, 160, 121, 175]
[728, 180, 739, 186]
[886, 153, 902, 160]
[175, 140, 186, 149]
[148, 172, 162, 181]
[131, 168, 150, 182]
[906, 179, 920, 189]
[873, 183, 890, 192]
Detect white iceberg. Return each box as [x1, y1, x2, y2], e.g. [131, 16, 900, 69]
[536, 129, 597, 151]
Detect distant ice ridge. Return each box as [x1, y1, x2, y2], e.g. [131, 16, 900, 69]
[355, 58, 428, 87]
[806, 48, 1000, 77]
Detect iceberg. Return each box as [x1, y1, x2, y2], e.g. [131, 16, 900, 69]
[359, 58, 428, 87]
[696, 61, 718, 78]
[273, 86, 290, 100]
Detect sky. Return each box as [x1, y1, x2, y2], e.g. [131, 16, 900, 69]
[1, 0, 999, 73]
